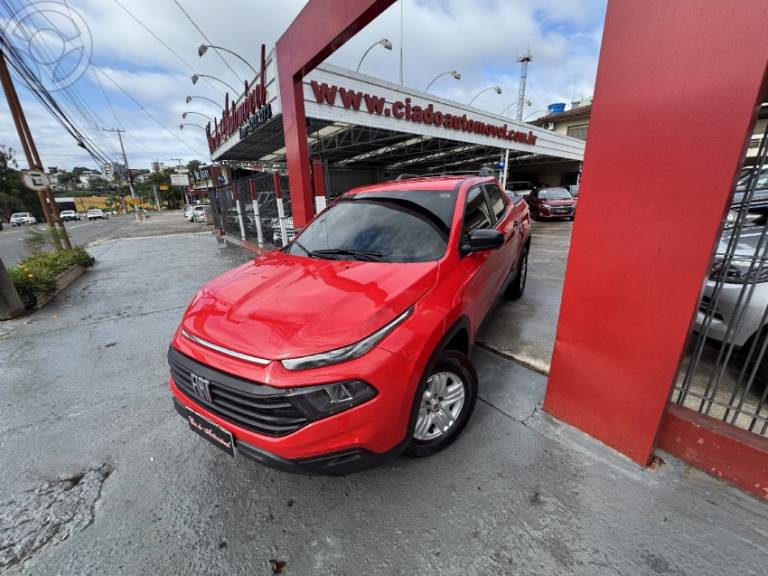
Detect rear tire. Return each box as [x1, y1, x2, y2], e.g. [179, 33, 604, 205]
[506, 246, 528, 299]
[405, 350, 478, 458]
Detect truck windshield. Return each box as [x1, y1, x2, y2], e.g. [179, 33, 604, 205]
[287, 190, 457, 263]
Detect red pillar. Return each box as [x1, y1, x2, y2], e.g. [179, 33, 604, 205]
[275, 0, 396, 227]
[544, 0, 768, 464]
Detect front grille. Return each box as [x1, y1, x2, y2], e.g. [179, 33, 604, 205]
[168, 347, 308, 436]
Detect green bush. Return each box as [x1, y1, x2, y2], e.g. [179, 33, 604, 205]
[9, 246, 95, 299]
[23, 227, 49, 255]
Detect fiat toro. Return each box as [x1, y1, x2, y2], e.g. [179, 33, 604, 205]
[168, 175, 531, 474]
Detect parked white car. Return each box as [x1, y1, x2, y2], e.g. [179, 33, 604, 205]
[10, 212, 37, 226]
[87, 208, 108, 221]
[59, 210, 80, 222]
[192, 205, 207, 223]
[184, 204, 197, 221]
[695, 223, 768, 380]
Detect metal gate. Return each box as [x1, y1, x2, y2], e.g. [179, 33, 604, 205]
[673, 109, 768, 436]
[208, 173, 294, 248]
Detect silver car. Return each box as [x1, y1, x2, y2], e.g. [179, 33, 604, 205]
[695, 223, 768, 353]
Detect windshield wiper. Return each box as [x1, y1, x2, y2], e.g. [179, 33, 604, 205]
[291, 239, 317, 257]
[312, 248, 386, 262]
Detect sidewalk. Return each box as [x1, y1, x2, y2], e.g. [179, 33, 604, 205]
[0, 232, 765, 575]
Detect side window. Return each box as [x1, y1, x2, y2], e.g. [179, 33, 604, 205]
[484, 183, 506, 221]
[462, 186, 492, 235]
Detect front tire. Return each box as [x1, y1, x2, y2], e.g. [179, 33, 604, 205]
[406, 350, 478, 458]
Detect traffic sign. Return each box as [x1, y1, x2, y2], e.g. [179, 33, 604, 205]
[20, 169, 50, 192]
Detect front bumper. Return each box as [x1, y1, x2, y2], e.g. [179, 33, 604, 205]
[172, 399, 400, 475]
[168, 336, 420, 472]
[694, 280, 768, 347]
[539, 206, 574, 218]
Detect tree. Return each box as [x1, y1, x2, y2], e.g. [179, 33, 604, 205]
[138, 168, 183, 209]
[0, 146, 41, 220]
[187, 159, 202, 172]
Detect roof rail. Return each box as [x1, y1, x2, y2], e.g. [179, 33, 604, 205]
[395, 173, 422, 181]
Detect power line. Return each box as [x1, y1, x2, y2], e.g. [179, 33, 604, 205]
[173, 0, 241, 83]
[96, 67, 209, 158]
[0, 33, 114, 167]
[111, 0, 226, 98]
[0, 0, 121, 166]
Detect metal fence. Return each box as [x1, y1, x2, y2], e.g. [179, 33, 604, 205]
[207, 172, 295, 249]
[673, 116, 768, 436]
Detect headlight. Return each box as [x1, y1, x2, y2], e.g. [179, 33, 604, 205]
[287, 380, 377, 419]
[281, 307, 413, 371]
[710, 259, 768, 284]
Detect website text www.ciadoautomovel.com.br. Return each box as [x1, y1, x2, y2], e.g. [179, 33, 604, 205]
[310, 80, 538, 146]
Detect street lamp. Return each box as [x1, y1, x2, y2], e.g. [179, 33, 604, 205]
[182, 111, 213, 122]
[524, 109, 549, 121]
[500, 99, 531, 116]
[356, 38, 393, 72]
[179, 123, 206, 131]
[191, 73, 238, 94]
[198, 44, 259, 76]
[425, 70, 461, 92]
[186, 95, 221, 108]
[468, 86, 502, 106]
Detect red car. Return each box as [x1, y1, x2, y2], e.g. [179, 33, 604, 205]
[168, 175, 531, 474]
[526, 186, 576, 220]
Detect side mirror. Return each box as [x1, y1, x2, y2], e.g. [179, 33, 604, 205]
[462, 229, 504, 254]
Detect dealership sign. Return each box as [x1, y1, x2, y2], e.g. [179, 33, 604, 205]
[206, 44, 272, 153]
[170, 173, 190, 187]
[190, 165, 231, 189]
[310, 80, 538, 146]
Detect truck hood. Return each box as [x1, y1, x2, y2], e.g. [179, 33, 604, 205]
[180, 251, 437, 360]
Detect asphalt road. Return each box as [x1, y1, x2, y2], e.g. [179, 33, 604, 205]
[0, 216, 132, 266]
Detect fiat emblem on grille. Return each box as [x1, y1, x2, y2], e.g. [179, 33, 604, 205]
[189, 372, 212, 403]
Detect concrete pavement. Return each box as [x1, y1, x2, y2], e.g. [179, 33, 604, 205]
[479, 219, 572, 373]
[1, 231, 765, 575]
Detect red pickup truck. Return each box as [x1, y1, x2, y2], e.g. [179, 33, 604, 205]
[168, 175, 531, 474]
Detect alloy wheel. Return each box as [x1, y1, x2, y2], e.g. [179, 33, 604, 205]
[413, 371, 466, 441]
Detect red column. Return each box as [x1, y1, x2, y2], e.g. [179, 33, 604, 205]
[544, 0, 768, 464]
[275, 0, 396, 227]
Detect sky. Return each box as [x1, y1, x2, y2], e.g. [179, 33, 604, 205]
[0, 0, 607, 172]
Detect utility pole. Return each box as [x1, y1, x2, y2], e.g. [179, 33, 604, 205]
[516, 50, 532, 122]
[104, 128, 139, 221]
[0, 49, 70, 250]
[152, 183, 161, 210]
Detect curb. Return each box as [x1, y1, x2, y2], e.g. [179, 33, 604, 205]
[35, 265, 86, 309]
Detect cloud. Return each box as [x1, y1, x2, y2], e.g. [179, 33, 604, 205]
[0, 0, 606, 170]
